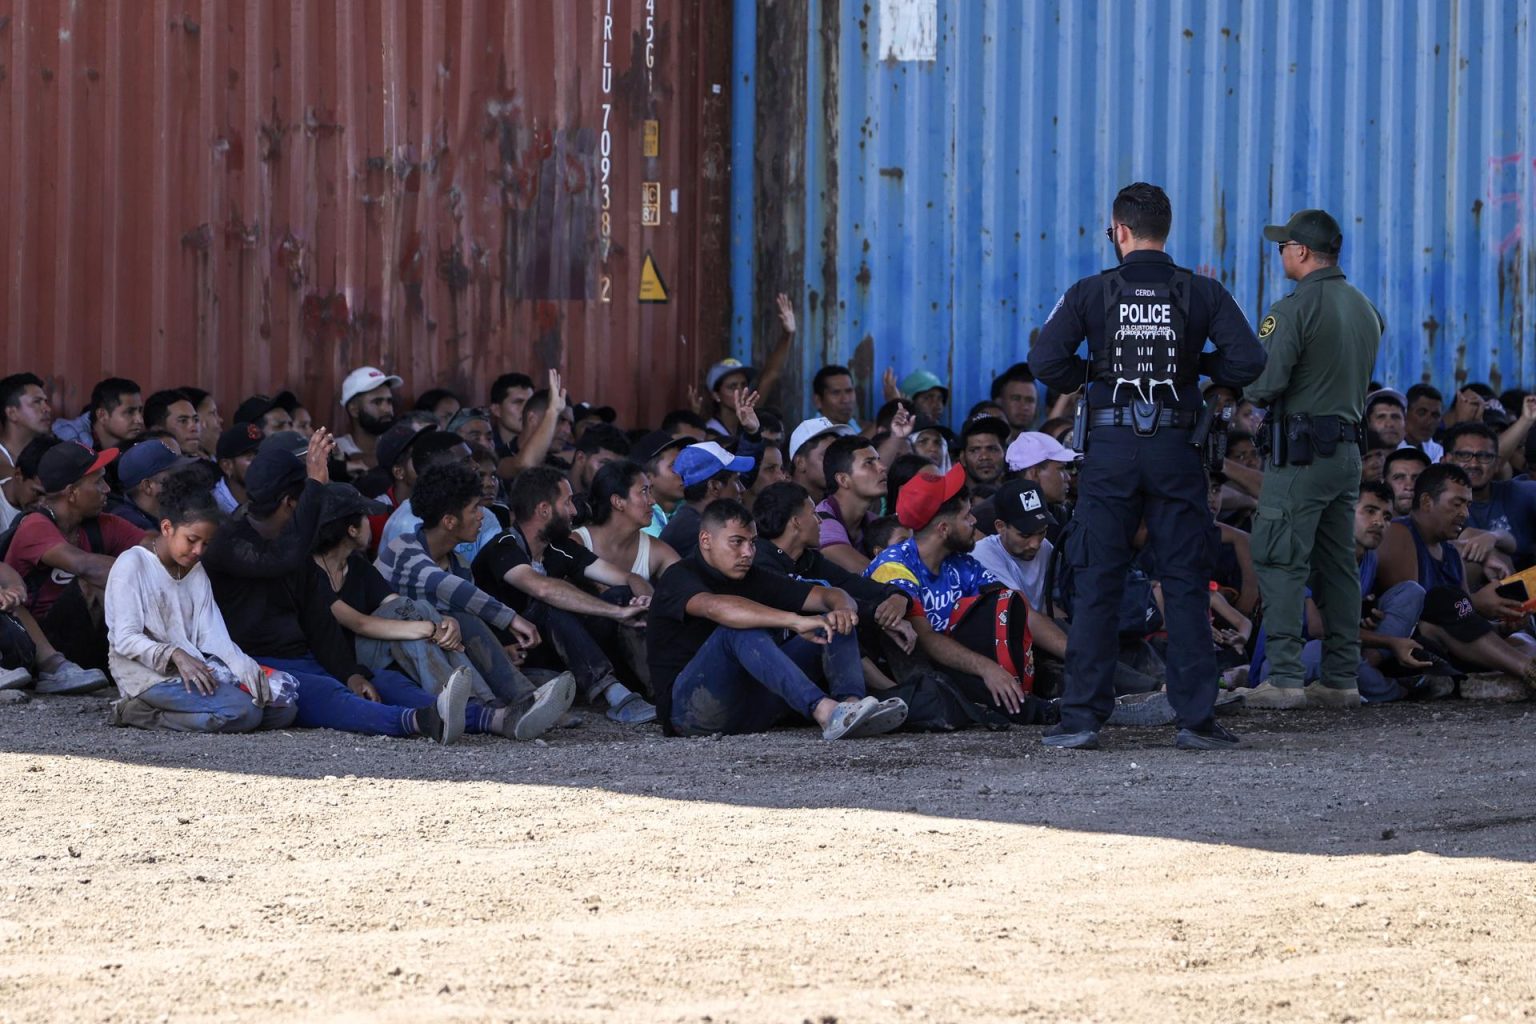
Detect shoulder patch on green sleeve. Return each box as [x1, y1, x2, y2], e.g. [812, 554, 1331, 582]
[1258, 315, 1277, 339]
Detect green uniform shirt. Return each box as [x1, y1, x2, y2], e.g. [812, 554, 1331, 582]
[1244, 266, 1384, 422]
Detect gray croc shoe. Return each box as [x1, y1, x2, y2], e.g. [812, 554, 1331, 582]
[847, 696, 908, 737]
[605, 691, 658, 725]
[821, 696, 879, 740]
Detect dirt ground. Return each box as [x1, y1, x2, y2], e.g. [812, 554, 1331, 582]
[1, 692, 1533, 1024]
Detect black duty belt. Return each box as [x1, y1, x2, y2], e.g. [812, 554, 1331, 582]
[1089, 407, 1199, 430]
[1304, 415, 1361, 442]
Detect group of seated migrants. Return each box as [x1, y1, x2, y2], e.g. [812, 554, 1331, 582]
[1, 319, 1532, 743]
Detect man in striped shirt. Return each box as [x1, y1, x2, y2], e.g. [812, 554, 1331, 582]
[377, 461, 572, 726]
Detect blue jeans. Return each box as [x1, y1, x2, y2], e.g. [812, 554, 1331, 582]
[449, 612, 536, 707]
[262, 655, 496, 737]
[354, 597, 495, 702]
[1282, 580, 1426, 703]
[126, 679, 298, 733]
[671, 628, 865, 736]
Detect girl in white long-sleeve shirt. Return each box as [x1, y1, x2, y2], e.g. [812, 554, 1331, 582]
[104, 473, 297, 732]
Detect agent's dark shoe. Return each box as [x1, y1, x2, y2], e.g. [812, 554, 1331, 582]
[1041, 725, 1100, 750]
[1175, 722, 1241, 750]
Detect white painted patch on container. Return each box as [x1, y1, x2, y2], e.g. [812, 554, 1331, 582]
[878, 0, 937, 62]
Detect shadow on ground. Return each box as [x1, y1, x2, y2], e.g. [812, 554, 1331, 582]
[3, 694, 1532, 862]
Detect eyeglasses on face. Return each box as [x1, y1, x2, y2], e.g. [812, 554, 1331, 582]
[1448, 450, 1498, 464]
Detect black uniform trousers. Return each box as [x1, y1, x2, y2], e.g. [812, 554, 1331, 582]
[1060, 425, 1218, 734]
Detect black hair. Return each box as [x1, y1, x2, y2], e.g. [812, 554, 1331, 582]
[1500, 388, 1528, 413]
[314, 512, 365, 554]
[865, 515, 906, 553]
[470, 445, 498, 467]
[1359, 480, 1395, 507]
[89, 377, 141, 416]
[576, 422, 631, 458]
[0, 373, 45, 409]
[961, 418, 1009, 445]
[752, 481, 812, 540]
[1465, 382, 1496, 401]
[589, 459, 646, 527]
[822, 435, 875, 492]
[966, 400, 1007, 421]
[157, 470, 223, 529]
[144, 389, 193, 429]
[1384, 447, 1432, 473]
[525, 388, 553, 420]
[683, 471, 737, 504]
[1038, 416, 1073, 441]
[509, 466, 567, 523]
[812, 364, 852, 397]
[1406, 383, 1443, 406]
[409, 430, 470, 476]
[17, 435, 61, 479]
[660, 409, 708, 434]
[700, 497, 753, 532]
[413, 462, 482, 529]
[1112, 182, 1172, 241]
[886, 453, 933, 513]
[1413, 463, 1471, 509]
[1227, 429, 1256, 449]
[1441, 421, 1499, 450]
[181, 387, 212, 409]
[757, 410, 785, 437]
[922, 484, 973, 534]
[874, 399, 907, 430]
[490, 372, 534, 406]
[989, 363, 1034, 399]
[414, 388, 461, 414]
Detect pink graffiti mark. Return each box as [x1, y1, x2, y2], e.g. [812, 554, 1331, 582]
[1486, 152, 1536, 257]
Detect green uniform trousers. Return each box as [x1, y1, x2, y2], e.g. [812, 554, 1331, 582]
[1252, 448, 1361, 689]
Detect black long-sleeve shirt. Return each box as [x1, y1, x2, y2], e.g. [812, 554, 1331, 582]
[203, 478, 373, 684]
[1028, 250, 1266, 411]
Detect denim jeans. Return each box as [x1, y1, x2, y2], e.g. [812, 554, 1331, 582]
[449, 612, 536, 707]
[262, 655, 496, 737]
[354, 597, 495, 702]
[523, 602, 618, 703]
[119, 679, 299, 733]
[671, 628, 865, 736]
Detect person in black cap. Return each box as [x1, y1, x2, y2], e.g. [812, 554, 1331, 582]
[214, 423, 264, 514]
[106, 439, 198, 530]
[1029, 181, 1265, 751]
[200, 429, 504, 744]
[1, 442, 151, 673]
[231, 394, 293, 438]
[1243, 207, 1385, 711]
[632, 429, 692, 538]
[971, 478, 1055, 611]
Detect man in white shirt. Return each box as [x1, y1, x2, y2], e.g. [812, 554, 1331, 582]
[971, 478, 1053, 611]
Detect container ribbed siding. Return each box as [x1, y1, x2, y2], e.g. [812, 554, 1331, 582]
[0, 1, 731, 427]
[739, 0, 1536, 422]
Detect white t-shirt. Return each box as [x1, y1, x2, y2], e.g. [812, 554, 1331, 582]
[971, 533, 1052, 611]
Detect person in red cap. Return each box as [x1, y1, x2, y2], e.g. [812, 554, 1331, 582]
[2, 442, 152, 674]
[865, 465, 1056, 724]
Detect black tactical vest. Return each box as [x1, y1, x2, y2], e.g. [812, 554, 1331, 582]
[1094, 267, 1196, 404]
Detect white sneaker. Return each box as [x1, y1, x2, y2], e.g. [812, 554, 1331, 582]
[0, 666, 32, 691]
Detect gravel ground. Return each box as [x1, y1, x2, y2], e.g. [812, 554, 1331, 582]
[1, 692, 1533, 1023]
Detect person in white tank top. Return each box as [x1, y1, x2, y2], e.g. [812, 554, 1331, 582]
[573, 460, 680, 588]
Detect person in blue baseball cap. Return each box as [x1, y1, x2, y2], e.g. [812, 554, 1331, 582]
[105, 440, 199, 530]
[658, 442, 755, 558]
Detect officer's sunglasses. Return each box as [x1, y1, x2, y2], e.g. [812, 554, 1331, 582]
[1276, 241, 1300, 253]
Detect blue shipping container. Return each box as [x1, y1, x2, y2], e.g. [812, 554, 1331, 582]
[732, 0, 1536, 423]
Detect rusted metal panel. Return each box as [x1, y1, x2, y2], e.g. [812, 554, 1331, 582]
[747, 0, 1536, 422]
[0, 0, 730, 427]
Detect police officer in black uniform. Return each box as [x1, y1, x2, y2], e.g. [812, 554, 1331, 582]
[1028, 183, 1267, 751]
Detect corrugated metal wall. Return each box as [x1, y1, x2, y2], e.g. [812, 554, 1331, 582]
[0, 0, 730, 427]
[740, 0, 1536, 422]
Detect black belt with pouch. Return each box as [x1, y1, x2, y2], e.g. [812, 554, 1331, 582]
[1277, 414, 1360, 466]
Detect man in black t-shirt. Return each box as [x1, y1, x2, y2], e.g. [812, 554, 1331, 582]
[647, 498, 906, 739]
[472, 467, 657, 725]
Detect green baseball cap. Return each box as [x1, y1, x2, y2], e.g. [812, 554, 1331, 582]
[900, 369, 948, 398]
[1263, 209, 1343, 254]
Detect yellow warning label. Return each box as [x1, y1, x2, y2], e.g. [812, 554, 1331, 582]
[639, 251, 669, 304]
[643, 119, 660, 158]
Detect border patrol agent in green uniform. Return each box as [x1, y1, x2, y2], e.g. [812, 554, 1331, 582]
[1244, 209, 1384, 709]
